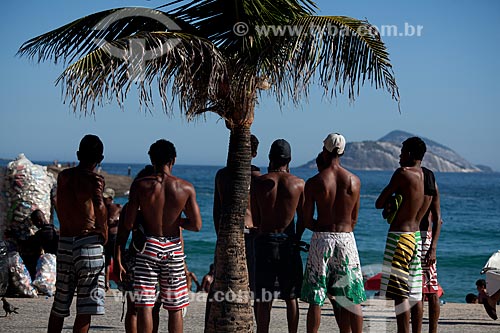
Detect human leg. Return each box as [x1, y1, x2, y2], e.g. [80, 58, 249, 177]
[284, 298, 299, 333]
[47, 313, 64, 333]
[125, 296, 137, 333]
[300, 233, 331, 333]
[306, 304, 321, 333]
[395, 299, 411, 333]
[410, 300, 422, 333]
[330, 298, 363, 333]
[168, 309, 183, 333]
[427, 294, 440, 333]
[152, 300, 161, 333]
[134, 239, 162, 333]
[73, 314, 91, 333]
[326, 234, 366, 333]
[331, 299, 350, 333]
[348, 304, 364, 333]
[137, 307, 154, 333]
[420, 231, 439, 332]
[255, 300, 273, 333]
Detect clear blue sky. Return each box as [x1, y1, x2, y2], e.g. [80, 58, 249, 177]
[1, 0, 499, 170]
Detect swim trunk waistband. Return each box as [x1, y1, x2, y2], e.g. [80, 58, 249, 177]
[257, 233, 289, 240]
[146, 235, 180, 242]
[59, 234, 104, 246]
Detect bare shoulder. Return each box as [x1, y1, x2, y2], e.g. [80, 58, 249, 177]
[215, 167, 228, 181]
[305, 173, 324, 192]
[285, 173, 305, 191]
[399, 166, 422, 180]
[290, 173, 305, 186]
[171, 175, 196, 194]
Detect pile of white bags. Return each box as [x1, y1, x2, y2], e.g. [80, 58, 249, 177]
[0, 241, 8, 296]
[3, 154, 56, 240]
[32, 253, 57, 296]
[8, 251, 38, 297]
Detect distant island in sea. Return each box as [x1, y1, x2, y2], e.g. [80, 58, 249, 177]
[299, 130, 493, 173]
[1, 130, 494, 173]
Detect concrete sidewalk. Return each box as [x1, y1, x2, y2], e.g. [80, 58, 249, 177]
[1, 292, 499, 332]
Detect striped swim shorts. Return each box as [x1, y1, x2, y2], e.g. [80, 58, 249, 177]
[51, 234, 105, 317]
[134, 236, 189, 310]
[421, 231, 439, 294]
[380, 231, 422, 301]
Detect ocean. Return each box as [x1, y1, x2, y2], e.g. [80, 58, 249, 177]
[5, 161, 500, 303]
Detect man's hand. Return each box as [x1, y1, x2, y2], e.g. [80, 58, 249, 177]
[113, 260, 127, 283]
[425, 247, 437, 265]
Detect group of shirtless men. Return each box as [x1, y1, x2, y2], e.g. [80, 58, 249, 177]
[46, 133, 444, 333]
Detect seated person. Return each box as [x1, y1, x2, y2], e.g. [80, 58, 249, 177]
[476, 279, 488, 304]
[466, 293, 478, 304]
[30, 209, 59, 255]
[19, 210, 59, 279]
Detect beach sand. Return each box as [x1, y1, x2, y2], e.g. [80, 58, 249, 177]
[1, 292, 499, 332]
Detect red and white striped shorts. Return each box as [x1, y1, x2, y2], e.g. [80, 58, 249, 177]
[134, 236, 189, 310]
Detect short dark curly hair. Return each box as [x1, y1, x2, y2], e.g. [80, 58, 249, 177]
[77, 134, 104, 163]
[402, 137, 426, 161]
[148, 139, 176, 166]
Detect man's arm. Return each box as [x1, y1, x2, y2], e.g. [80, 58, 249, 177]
[92, 174, 108, 244]
[426, 183, 442, 265]
[303, 179, 317, 231]
[191, 272, 201, 290]
[375, 169, 402, 209]
[114, 184, 139, 282]
[295, 184, 306, 240]
[180, 183, 202, 232]
[250, 177, 262, 229]
[352, 190, 361, 228]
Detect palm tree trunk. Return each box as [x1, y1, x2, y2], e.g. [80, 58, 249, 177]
[204, 123, 254, 332]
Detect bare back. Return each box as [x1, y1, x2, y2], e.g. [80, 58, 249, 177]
[128, 172, 201, 237]
[305, 164, 360, 232]
[252, 172, 304, 233]
[376, 167, 425, 232]
[56, 167, 107, 239]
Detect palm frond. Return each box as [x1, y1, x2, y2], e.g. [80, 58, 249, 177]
[266, 16, 400, 109]
[17, 7, 197, 65]
[164, 0, 316, 56]
[57, 31, 227, 118]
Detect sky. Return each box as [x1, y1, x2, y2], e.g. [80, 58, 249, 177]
[1, 0, 499, 170]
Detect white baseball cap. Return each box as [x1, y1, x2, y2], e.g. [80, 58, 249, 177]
[323, 133, 346, 155]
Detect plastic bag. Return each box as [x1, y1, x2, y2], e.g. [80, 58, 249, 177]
[32, 253, 56, 296]
[0, 241, 8, 296]
[7, 251, 37, 297]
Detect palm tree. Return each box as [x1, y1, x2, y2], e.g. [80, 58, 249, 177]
[18, 1, 399, 331]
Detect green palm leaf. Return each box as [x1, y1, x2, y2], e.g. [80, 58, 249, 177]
[17, 7, 197, 65]
[264, 16, 400, 108]
[58, 31, 227, 117]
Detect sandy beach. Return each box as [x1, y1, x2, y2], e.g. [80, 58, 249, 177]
[1, 292, 499, 332]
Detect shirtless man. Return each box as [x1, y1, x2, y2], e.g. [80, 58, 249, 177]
[47, 134, 108, 333]
[300, 133, 365, 333]
[376, 136, 428, 333]
[251, 139, 305, 333]
[200, 264, 215, 293]
[213, 134, 261, 291]
[114, 139, 202, 333]
[410, 167, 442, 333]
